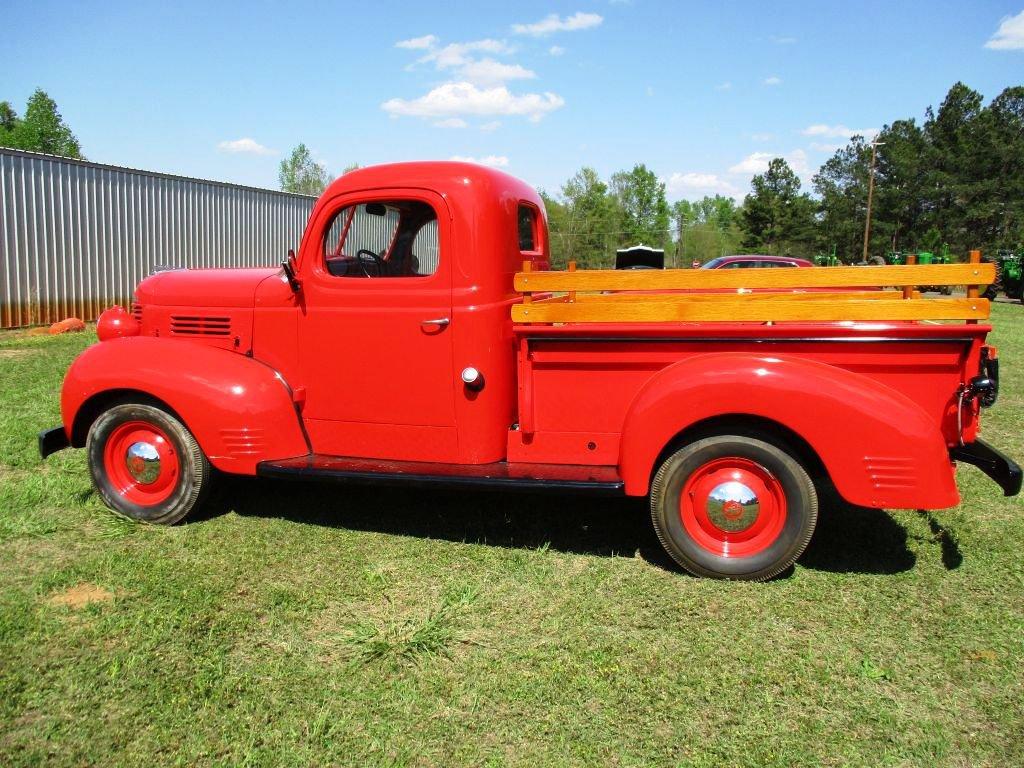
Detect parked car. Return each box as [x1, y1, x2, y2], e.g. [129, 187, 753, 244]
[702, 255, 814, 269]
[40, 162, 1019, 580]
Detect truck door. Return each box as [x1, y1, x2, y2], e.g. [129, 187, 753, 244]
[297, 190, 458, 462]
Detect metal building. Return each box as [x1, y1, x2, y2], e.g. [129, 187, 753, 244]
[0, 148, 315, 328]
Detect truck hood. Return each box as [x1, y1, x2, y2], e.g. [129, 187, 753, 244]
[135, 268, 280, 308]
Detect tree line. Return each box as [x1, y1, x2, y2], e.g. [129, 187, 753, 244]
[6, 82, 1020, 267]
[540, 82, 1023, 268]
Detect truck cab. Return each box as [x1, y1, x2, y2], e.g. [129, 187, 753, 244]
[40, 162, 1021, 580]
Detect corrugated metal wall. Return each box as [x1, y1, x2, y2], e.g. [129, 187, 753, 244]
[0, 148, 315, 328]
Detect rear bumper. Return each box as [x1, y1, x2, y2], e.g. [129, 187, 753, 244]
[951, 439, 1022, 497]
[39, 426, 70, 459]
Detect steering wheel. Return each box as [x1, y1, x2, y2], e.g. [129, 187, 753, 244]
[356, 249, 385, 277]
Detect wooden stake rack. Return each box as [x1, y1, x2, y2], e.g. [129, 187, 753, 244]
[513, 251, 993, 324]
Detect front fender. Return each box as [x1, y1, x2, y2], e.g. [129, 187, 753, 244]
[61, 337, 309, 474]
[618, 352, 958, 509]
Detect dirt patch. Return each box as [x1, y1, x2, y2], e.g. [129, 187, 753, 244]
[0, 349, 35, 359]
[0, 464, 31, 482]
[48, 583, 114, 609]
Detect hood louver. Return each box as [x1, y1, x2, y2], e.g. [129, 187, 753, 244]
[170, 315, 232, 337]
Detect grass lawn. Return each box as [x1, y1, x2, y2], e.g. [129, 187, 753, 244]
[2, 307, 1023, 767]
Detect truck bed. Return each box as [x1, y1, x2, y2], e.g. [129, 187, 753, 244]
[509, 319, 988, 461]
[504, 259, 997, 507]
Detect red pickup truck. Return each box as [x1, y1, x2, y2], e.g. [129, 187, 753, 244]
[40, 162, 1020, 580]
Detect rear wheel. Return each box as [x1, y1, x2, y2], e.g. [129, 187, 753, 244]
[982, 259, 1002, 301]
[87, 403, 210, 524]
[650, 435, 817, 580]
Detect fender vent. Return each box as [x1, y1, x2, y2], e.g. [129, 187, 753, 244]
[131, 302, 143, 323]
[864, 457, 915, 489]
[220, 428, 266, 457]
[170, 315, 232, 337]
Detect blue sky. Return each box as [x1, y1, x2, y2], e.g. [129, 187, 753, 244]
[2, 1, 1022, 200]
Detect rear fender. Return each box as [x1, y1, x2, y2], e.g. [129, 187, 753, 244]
[618, 352, 958, 509]
[62, 337, 309, 474]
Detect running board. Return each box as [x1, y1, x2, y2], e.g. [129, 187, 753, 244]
[257, 455, 625, 495]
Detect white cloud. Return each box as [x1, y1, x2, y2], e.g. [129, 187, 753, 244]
[420, 39, 515, 70]
[512, 12, 603, 36]
[458, 58, 536, 85]
[217, 138, 274, 156]
[729, 149, 808, 175]
[985, 10, 1024, 49]
[716, 81, 732, 91]
[729, 152, 774, 175]
[382, 82, 564, 122]
[750, 132, 774, 142]
[665, 172, 741, 200]
[434, 118, 467, 128]
[396, 34, 437, 50]
[646, 85, 655, 97]
[450, 155, 509, 168]
[479, 120, 502, 132]
[391, 32, 560, 125]
[763, 76, 782, 86]
[771, 35, 797, 44]
[548, 45, 566, 56]
[801, 123, 879, 140]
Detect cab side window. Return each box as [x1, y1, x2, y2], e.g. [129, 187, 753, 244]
[322, 200, 439, 278]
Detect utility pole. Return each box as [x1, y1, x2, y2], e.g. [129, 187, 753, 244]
[861, 139, 885, 263]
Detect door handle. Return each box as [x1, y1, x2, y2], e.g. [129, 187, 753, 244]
[421, 317, 450, 329]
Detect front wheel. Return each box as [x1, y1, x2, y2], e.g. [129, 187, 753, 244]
[87, 403, 211, 524]
[650, 435, 818, 580]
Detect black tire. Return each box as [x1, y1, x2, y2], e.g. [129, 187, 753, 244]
[87, 403, 210, 524]
[650, 435, 818, 580]
[982, 259, 1002, 301]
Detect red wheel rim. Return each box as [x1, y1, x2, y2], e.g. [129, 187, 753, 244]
[680, 457, 787, 557]
[102, 421, 179, 506]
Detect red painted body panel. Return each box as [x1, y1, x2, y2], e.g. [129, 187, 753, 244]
[137, 268, 278, 308]
[61, 337, 308, 474]
[615, 352, 958, 507]
[286, 163, 547, 464]
[512, 322, 984, 508]
[58, 161, 1003, 514]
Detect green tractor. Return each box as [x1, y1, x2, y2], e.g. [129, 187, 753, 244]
[886, 247, 953, 294]
[814, 245, 840, 266]
[916, 246, 953, 295]
[977, 249, 1024, 302]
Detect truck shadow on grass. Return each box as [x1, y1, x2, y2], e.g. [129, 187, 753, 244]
[198, 477, 923, 577]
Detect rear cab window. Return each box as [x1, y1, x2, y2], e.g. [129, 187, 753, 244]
[516, 202, 548, 271]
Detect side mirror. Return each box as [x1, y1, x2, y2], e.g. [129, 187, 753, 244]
[282, 249, 301, 293]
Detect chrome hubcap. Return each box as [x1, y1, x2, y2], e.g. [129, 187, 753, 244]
[706, 481, 760, 532]
[125, 441, 161, 484]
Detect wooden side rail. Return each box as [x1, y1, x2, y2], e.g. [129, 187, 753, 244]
[513, 256, 993, 324]
[513, 297, 988, 323]
[514, 262, 992, 293]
